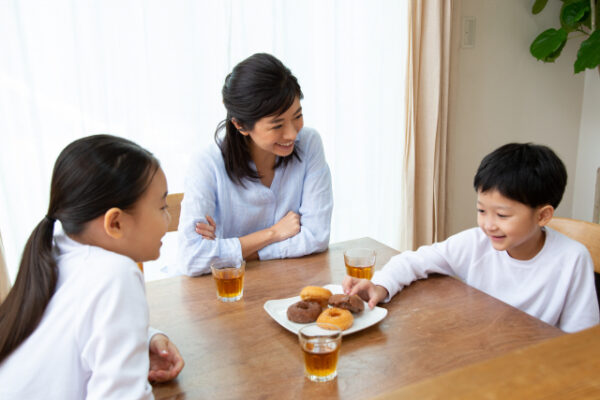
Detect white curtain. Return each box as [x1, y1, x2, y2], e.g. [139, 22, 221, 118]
[0, 0, 407, 281]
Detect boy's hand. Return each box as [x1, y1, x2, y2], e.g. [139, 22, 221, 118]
[342, 276, 388, 309]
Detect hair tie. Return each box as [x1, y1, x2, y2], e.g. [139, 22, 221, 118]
[45, 215, 56, 223]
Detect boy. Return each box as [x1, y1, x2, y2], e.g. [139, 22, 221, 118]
[344, 143, 599, 332]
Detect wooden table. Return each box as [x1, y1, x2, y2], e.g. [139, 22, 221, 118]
[147, 238, 563, 400]
[376, 324, 600, 400]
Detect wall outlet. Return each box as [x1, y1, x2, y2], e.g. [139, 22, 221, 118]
[462, 16, 476, 48]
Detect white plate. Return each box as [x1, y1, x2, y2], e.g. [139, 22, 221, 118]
[263, 284, 387, 336]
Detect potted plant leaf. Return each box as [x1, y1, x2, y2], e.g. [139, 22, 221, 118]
[530, 0, 600, 74]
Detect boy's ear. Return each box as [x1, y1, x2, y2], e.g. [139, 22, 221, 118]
[103, 207, 125, 239]
[537, 205, 554, 226]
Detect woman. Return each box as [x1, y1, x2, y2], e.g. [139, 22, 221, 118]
[178, 53, 333, 275]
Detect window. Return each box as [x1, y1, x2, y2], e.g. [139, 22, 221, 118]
[0, 0, 407, 281]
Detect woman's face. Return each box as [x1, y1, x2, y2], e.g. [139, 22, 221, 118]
[241, 96, 304, 161]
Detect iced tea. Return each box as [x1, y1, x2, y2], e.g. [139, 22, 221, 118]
[344, 264, 374, 279]
[210, 259, 245, 302]
[298, 324, 342, 382]
[302, 339, 340, 379]
[344, 248, 376, 280]
[214, 271, 244, 299]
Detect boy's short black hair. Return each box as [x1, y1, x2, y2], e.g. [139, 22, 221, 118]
[473, 143, 567, 209]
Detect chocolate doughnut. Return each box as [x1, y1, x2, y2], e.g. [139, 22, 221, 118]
[287, 300, 322, 323]
[328, 294, 365, 313]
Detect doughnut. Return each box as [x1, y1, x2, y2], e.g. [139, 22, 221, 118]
[287, 300, 322, 323]
[300, 286, 332, 308]
[317, 307, 354, 331]
[328, 294, 365, 313]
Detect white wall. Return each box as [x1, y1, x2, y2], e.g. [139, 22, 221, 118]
[447, 0, 586, 235]
[572, 70, 600, 222]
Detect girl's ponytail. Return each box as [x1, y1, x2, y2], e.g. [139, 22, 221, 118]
[0, 216, 57, 364]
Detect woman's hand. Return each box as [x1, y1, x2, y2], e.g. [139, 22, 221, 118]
[342, 276, 388, 309]
[148, 334, 185, 383]
[195, 215, 216, 240]
[270, 211, 301, 241]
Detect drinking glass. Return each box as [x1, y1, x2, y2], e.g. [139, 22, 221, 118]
[344, 248, 376, 280]
[210, 258, 245, 302]
[298, 323, 342, 382]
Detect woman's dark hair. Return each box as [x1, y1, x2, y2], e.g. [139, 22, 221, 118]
[216, 53, 303, 185]
[0, 134, 159, 364]
[473, 142, 567, 209]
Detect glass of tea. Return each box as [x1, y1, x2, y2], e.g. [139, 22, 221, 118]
[210, 258, 246, 302]
[344, 248, 376, 280]
[298, 323, 342, 382]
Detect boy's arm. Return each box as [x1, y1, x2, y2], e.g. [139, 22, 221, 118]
[371, 229, 476, 302]
[371, 247, 452, 302]
[557, 255, 600, 333]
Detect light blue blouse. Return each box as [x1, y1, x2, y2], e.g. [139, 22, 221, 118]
[177, 127, 333, 276]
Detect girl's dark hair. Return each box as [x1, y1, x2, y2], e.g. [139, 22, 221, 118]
[0, 134, 159, 364]
[216, 53, 303, 185]
[473, 142, 567, 209]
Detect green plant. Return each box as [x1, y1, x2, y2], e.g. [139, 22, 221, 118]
[530, 0, 600, 74]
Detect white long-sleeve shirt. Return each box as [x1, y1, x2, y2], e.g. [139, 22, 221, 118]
[177, 126, 333, 276]
[0, 231, 154, 400]
[372, 227, 600, 333]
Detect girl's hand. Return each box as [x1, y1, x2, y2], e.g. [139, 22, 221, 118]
[148, 334, 185, 383]
[270, 211, 301, 241]
[342, 276, 388, 309]
[195, 215, 216, 240]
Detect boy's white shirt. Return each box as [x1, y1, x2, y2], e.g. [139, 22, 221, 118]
[372, 227, 600, 333]
[0, 230, 155, 399]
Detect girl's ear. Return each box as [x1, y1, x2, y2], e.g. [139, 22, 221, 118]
[537, 205, 554, 226]
[103, 207, 124, 239]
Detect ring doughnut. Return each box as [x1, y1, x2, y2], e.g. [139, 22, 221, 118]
[300, 286, 332, 308]
[317, 307, 354, 331]
[328, 294, 365, 313]
[287, 300, 322, 323]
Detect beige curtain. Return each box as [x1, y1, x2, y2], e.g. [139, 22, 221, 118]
[402, 0, 453, 250]
[0, 230, 11, 303]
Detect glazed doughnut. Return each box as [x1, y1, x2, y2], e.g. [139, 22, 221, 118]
[287, 300, 322, 323]
[328, 294, 365, 313]
[317, 307, 354, 331]
[300, 286, 332, 308]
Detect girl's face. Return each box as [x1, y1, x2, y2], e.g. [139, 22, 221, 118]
[126, 167, 170, 262]
[241, 96, 303, 162]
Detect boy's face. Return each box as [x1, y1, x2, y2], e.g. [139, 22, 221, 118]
[476, 189, 552, 260]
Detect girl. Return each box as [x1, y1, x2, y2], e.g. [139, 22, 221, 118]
[0, 135, 184, 399]
[178, 53, 333, 275]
